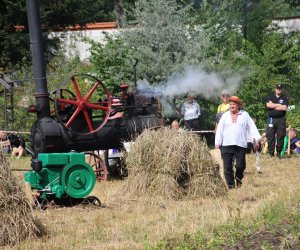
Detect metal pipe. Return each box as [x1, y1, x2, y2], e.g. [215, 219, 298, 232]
[26, 0, 50, 118]
[4, 88, 8, 129]
[10, 83, 14, 128]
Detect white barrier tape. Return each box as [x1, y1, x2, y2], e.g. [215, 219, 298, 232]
[1, 127, 299, 135]
[0, 130, 30, 134]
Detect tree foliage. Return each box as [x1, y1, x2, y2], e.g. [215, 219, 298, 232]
[2, 0, 300, 131]
[88, 0, 300, 129]
[89, 35, 132, 93]
[238, 31, 300, 127]
[91, 0, 210, 87]
[0, 0, 117, 70]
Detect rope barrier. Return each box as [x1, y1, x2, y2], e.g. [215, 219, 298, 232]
[0, 127, 299, 135]
[0, 130, 30, 134]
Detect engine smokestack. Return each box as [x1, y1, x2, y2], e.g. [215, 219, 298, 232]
[26, 0, 50, 118]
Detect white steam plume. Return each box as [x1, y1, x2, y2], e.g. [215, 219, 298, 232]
[137, 66, 241, 98]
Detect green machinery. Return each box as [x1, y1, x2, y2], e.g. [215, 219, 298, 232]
[24, 152, 97, 205]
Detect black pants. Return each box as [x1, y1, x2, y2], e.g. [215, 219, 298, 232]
[185, 118, 200, 131]
[266, 117, 286, 156]
[220, 145, 246, 188]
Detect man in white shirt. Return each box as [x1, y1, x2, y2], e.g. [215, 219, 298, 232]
[215, 96, 261, 189]
[181, 93, 201, 131]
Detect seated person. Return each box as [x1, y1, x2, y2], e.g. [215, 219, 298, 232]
[8, 134, 26, 158]
[294, 140, 300, 154]
[289, 128, 300, 154]
[0, 132, 11, 154]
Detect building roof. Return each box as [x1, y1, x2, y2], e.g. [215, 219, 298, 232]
[15, 22, 118, 32]
[52, 22, 118, 32]
[272, 15, 300, 21]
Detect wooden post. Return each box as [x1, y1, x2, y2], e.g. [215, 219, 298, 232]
[287, 125, 291, 155]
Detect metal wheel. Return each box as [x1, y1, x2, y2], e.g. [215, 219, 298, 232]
[80, 196, 101, 207]
[34, 197, 49, 210]
[61, 162, 96, 199]
[84, 151, 108, 181]
[49, 88, 76, 116]
[53, 74, 112, 134]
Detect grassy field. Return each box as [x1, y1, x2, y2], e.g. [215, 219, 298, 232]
[5, 153, 300, 249]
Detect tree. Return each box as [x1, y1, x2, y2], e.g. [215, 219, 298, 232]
[237, 31, 300, 127]
[0, 0, 29, 69]
[201, 0, 294, 46]
[198, 0, 300, 128]
[120, 0, 210, 84]
[89, 35, 132, 93]
[0, 0, 117, 70]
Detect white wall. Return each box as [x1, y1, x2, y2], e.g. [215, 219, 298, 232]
[272, 18, 300, 33]
[49, 28, 120, 62]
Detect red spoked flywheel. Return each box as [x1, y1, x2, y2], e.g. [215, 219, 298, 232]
[54, 74, 112, 135]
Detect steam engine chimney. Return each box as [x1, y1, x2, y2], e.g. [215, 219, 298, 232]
[26, 0, 50, 118]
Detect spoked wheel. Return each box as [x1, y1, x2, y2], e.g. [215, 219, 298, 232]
[53, 74, 112, 134]
[49, 88, 76, 116]
[80, 196, 101, 207]
[84, 151, 108, 181]
[34, 197, 49, 210]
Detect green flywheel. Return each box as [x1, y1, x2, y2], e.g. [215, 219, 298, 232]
[61, 162, 96, 199]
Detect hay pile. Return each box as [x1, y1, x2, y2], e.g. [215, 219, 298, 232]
[0, 153, 47, 246]
[123, 128, 227, 199]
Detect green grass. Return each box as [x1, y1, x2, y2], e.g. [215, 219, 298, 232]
[153, 198, 300, 249]
[5, 153, 300, 249]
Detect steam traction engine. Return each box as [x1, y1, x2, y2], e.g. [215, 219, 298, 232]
[24, 0, 163, 206]
[25, 74, 163, 206]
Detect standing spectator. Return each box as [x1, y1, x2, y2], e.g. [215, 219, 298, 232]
[181, 93, 201, 131]
[215, 89, 230, 127]
[265, 83, 288, 158]
[215, 96, 261, 189]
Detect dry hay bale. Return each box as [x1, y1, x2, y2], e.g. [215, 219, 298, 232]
[0, 153, 47, 246]
[123, 128, 227, 199]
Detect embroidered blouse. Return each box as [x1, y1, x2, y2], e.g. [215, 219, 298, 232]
[215, 110, 261, 148]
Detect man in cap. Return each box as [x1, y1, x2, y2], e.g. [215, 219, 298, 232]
[265, 84, 288, 158]
[215, 96, 261, 189]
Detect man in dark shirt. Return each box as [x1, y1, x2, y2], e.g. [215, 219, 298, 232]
[265, 83, 288, 158]
[8, 134, 26, 158]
